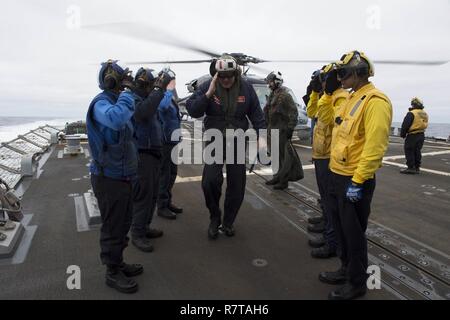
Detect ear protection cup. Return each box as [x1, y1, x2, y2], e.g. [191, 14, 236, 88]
[103, 75, 117, 90]
[103, 66, 120, 90]
[209, 59, 217, 77]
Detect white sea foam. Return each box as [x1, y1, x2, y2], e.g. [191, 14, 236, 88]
[0, 117, 79, 143]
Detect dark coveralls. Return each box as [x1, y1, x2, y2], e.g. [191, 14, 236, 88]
[186, 78, 266, 227]
[86, 90, 137, 268]
[400, 109, 427, 170]
[158, 98, 182, 210]
[131, 88, 167, 238]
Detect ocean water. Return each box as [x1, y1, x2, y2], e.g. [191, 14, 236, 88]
[0, 117, 79, 143]
[391, 122, 450, 139]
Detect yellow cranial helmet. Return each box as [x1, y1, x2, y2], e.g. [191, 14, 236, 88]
[318, 63, 335, 82]
[321, 63, 335, 74]
[335, 51, 375, 79]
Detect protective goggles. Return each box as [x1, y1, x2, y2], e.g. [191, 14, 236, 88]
[336, 66, 353, 80]
[318, 72, 329, 83]
[217, 71, 235, 79]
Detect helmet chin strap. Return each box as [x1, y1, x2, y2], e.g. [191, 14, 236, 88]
[349, 70, 369, 92]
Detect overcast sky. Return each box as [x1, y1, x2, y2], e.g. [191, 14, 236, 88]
[1, 0, 449, 123]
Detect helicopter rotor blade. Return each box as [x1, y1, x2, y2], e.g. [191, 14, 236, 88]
[82, 22, 222, 58]
[261, 59, 448, 66]
[247, 64, 272, 75]
[125, 59, 214, 65]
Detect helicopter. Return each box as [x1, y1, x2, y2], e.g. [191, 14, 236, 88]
[84, 22, 448, 138]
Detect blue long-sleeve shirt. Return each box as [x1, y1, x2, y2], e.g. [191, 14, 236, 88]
[93, 91, 135, 131]
[92, 91, 135, 147]
[158, 90, 174, 112]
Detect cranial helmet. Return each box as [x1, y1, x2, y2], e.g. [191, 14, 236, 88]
[411, 97, 424, 108]
[335, 51, 374, 80]
[265, 71, 284, 87]
[98, 59, 128, 90]
[215, 55, 238, 72]
[135, 68, 158, 88]
[210, 55, 238, 77]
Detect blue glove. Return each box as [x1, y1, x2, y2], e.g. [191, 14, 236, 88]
[346, 182, 363, 203]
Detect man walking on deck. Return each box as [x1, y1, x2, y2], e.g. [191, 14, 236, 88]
[186, 55, 266, 239]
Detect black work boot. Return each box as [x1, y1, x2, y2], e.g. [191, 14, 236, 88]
[145, 228, 164, 239]
[328, 283, 367, 300]
[119, 262, 144, 277]
[132, 237, 154, 252]
[265, 177, 280, 186]
[308, 216, 323, 225]
[400, 167, 416, 174]
[308, 236, 326, 248]
[311, 244, 337, 259]
[219, 224, 235, 237]
[157, 207, 177, 220]
[415, 167, 420, 174]
[105, 266, 138, 294]
[319, 268, 347, 285]
[208, 220, 220, 240]
[168, 203, 183, 214]
[273, 182, 288, 190]
[307, 221, 325, 233]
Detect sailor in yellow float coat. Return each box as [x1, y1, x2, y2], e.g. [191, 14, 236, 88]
[400, 97, 429, 174]
[305, 64, 349, 258]
[317, 51, 392, 300]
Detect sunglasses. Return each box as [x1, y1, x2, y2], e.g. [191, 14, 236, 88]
[217, 71, 235, 79]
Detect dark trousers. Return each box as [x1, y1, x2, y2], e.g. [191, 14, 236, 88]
[202, 161, 246, 227]
[327, 173, 376, 286]
[91, 174, 133, 267]
[405, 133, 425, 169]
[313, 158, 337, 250]
[158, 144, 178, 209]
[131, 152, 161, 238]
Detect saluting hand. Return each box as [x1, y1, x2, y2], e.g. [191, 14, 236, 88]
[167, 79, 176, 91]
[206, 73, 218, 99]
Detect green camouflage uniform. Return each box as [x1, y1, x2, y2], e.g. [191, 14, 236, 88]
[264, 87, 303, 183]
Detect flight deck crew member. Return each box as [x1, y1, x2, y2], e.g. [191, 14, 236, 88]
[87, 60, 142, 294]
[400, 97, 428, 174]
[186, 55, 266, 239]
[264, 71, 303, 190]
[318, 51, 392, 300]
[157, 71, 183, 217]
[131, 68, 176, 252]
[306, 64, 349, 258]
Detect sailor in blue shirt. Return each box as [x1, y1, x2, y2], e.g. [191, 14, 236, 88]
[157, 71, 183, 218]
[86, 60, 141, 294]
[130, 68, 176, 252]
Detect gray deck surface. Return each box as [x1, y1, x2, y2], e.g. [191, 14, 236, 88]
[0, 124, 449, 300]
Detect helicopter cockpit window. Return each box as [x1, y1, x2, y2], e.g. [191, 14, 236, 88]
[252, 84, 271, 108]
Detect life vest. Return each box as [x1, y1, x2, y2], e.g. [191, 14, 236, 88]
[86, 91, 138, 179]
[408, 109, 428, 134]
[330, 83, 392, 176]
[312, 89, 349, 159]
